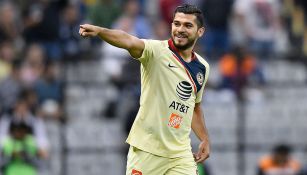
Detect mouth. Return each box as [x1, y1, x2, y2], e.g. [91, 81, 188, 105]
[175, 33, 188, 39]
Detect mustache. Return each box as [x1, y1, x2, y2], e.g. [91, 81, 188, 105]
[175, 32, 188, 37]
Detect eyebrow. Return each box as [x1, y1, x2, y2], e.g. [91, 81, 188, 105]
[173, 20, 194, 26]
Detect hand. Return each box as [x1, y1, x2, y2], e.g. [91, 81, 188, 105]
[79, 24, 99, 38]
[193, 141, 210, 163]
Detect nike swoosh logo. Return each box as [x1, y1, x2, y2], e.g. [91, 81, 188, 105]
[168, 63, 178, 68]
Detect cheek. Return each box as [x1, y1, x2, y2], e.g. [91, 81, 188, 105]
[171, 26, 176, 33]
[171, 28, 177, 34]
[171, 29, 175, 36]
[188, 31, 198, 38]
[171, 30, 175, 36]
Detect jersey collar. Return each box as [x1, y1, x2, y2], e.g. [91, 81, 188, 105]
[168, 39, 196, 62]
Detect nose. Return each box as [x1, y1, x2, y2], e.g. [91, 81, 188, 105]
[177, 25, 185, 32]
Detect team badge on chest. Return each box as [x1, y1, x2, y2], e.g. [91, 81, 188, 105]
[196, 72, 204, 85]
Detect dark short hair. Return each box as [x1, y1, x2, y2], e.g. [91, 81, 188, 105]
[273, 144, 292, 155]
[173, 4, 204, 28]
[9, 121, 31, 134]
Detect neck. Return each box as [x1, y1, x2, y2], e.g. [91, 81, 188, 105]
[178, 47, 194, 62]
[168, 39, 196, 63]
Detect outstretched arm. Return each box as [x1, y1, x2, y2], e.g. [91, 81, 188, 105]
[79, 24, 145, 58]
[192, 103, 210, 163]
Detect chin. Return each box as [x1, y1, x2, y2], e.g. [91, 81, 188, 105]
[171, 37, 194, 50]
[174, 41, 184, 47]
[174, 40, 187, 47]
[174, 43, 189, 50]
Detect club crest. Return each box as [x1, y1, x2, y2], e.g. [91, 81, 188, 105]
[196, 72, 204, 85]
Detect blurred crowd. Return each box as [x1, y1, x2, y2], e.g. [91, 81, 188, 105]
[0, 0, 306, 175]
[257, 144, 303, 175]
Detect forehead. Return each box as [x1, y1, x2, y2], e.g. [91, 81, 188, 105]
[173, 12, 197, 25]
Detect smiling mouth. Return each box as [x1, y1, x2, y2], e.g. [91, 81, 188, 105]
[175, 34, 188, 39]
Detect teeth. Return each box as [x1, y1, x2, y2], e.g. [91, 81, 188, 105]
[177, 35, 186, 38]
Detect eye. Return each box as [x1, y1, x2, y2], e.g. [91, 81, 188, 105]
[186, 24, 193, 28]
[173, 22, 180, 27]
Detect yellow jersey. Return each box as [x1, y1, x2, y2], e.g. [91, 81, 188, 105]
[126, 39, 210, 158]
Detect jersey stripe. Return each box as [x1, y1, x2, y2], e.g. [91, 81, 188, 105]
[170, 52, 197, 95]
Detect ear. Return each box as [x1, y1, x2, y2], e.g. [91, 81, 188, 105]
[197, 27, 205, 37]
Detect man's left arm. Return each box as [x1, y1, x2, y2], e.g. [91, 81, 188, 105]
[192, 103, 210, 163]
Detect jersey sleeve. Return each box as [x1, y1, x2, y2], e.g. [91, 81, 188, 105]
[138, 39, 153, 65]
[195, 63, 210, 103]
[137, 39, 161, 66]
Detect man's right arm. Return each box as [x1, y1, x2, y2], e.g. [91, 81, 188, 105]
[79, 24, 145, 58]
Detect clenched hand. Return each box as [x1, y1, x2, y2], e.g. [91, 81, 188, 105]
[79, 24, 99, 37]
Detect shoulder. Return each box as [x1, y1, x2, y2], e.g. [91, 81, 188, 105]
[1, 136, 13, 146]
[195, 52, 210, 69]
[259, 155, 273, 169]
[142, 39, 168, 49]
[289, 158, 301, 170]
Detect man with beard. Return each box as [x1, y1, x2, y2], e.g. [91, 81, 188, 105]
[79, 4, 210, 175]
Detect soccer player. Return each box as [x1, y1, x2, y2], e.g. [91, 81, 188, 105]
[79, 4, 210, 175]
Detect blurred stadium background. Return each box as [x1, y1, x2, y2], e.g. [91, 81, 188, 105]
[0, 0, 307, 175]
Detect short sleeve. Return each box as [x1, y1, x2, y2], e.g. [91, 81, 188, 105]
[195, 63, 210, 103]
[138, 39, 154, 66]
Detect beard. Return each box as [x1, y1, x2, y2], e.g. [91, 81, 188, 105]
[171, 34, 196, 50]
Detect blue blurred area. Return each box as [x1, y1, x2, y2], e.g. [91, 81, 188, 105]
[0, 0, 307, 175]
